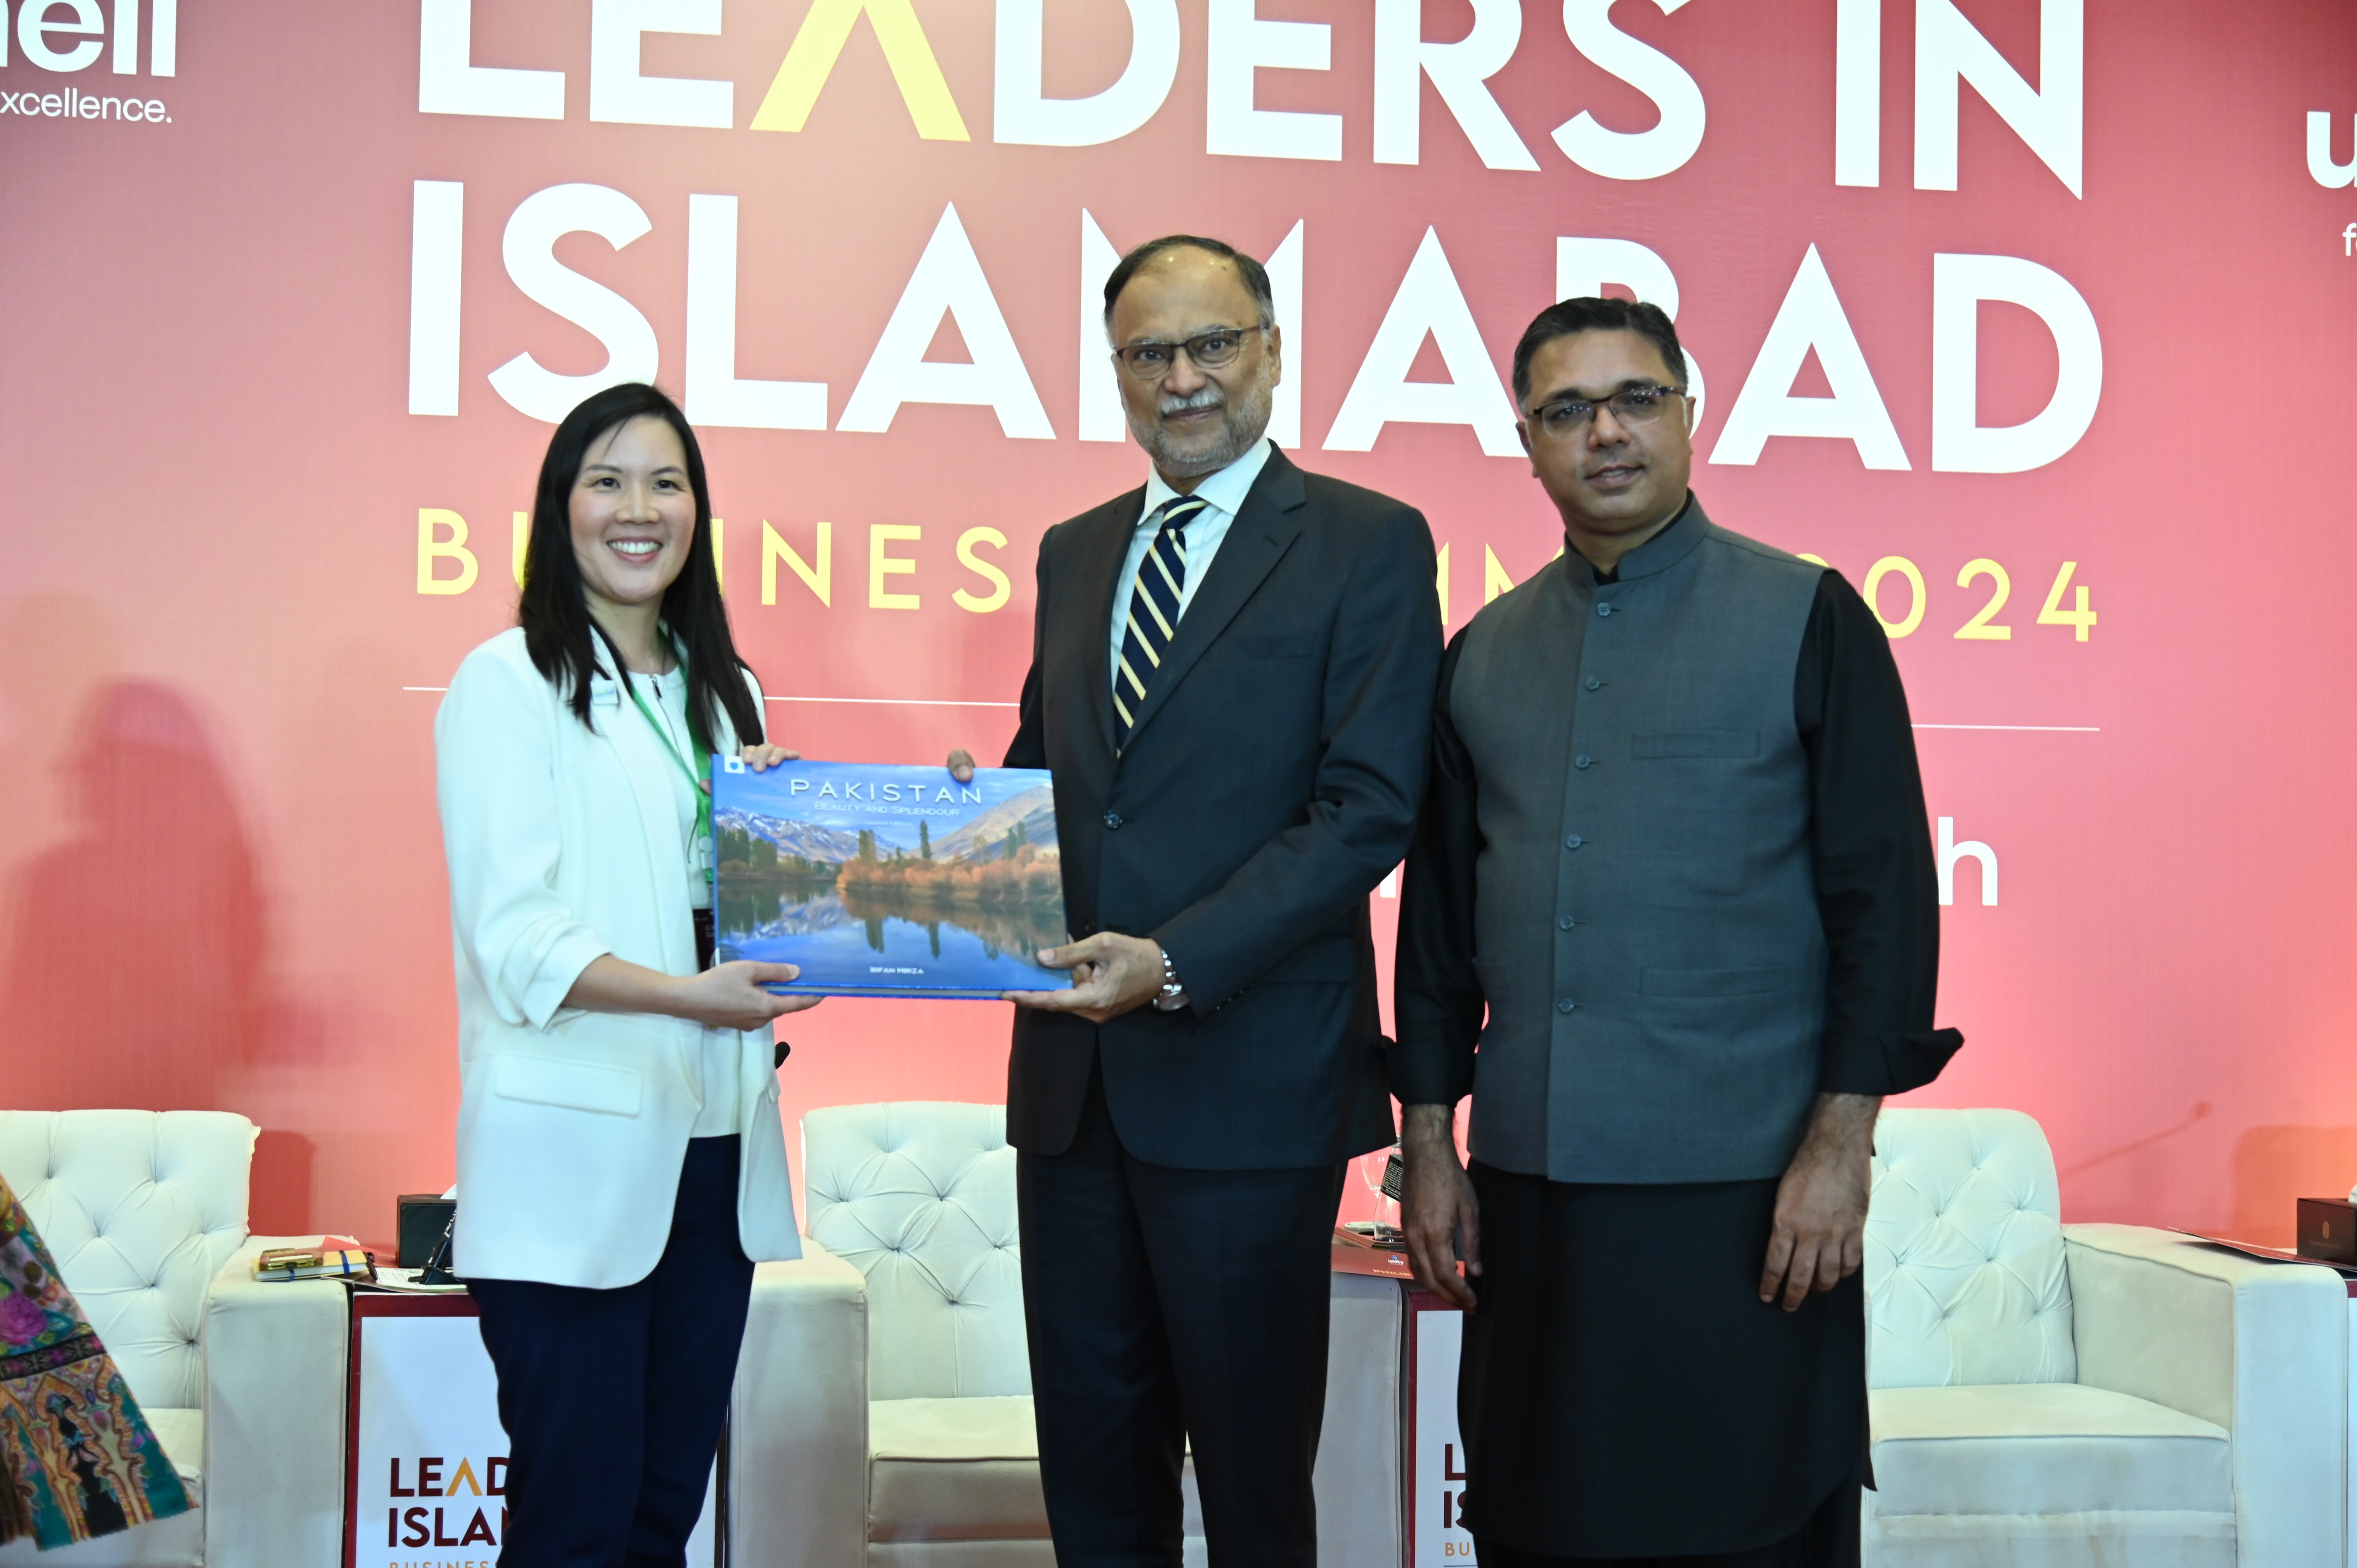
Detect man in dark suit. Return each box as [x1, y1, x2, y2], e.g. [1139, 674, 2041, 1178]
[988, 235, 1441, 1567]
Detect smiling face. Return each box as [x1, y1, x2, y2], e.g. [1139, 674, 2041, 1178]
[568, 414, 698, 620]
[1108, 247, 1282, 489]
[1518, 328, 1696, 564]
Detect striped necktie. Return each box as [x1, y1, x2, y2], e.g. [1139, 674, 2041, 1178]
[1115, 495, 1210, 750]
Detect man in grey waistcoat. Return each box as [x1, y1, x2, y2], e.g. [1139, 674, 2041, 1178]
[1391, 297, 1964, 1568]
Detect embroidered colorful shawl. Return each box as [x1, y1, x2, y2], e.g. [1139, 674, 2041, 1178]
[0, 1172, 193, 1549]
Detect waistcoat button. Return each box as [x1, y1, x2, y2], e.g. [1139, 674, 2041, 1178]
[1558, 916, 1576, 931]
[1556, 998, 1576, 1014]
[1574, 754, 1592, 769]
[1564, 834, 1583, 849]
[1584, 676, 1601, 691]
[1104, 811, 1124, 830]
[1596, 602, 1613, 617]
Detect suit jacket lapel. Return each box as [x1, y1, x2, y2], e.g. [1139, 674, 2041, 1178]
[1120, 449, 1306, 752]
[1074, 489, 1147, 759]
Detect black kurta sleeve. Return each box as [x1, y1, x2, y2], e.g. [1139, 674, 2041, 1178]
[1389, 629, 1483, 1108]
[1797, 571, 1964, 1096]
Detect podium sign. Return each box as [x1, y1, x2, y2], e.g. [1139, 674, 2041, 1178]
[344, 1292, 716, 1566]
[1407, 1292, 1477, 1566]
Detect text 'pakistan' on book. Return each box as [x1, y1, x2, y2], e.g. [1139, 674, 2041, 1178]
[710, 759, 1070, 999]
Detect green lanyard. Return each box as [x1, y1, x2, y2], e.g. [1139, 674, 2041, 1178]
[625, 668, 714, 886]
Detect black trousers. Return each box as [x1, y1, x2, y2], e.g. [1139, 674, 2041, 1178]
[1459, 1164, 1863, 1563]
[1017, 1063, 1346, 1568]
[1475, 1475, 1861, 1568]
[471, 1135, 755, 1568]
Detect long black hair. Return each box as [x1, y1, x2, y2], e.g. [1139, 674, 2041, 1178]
[518, 382, 764, 750]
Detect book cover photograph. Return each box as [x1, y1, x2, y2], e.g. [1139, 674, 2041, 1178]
[710, 759, 1069, 999]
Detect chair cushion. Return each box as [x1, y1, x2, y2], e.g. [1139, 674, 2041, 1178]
[804, 1104, 1028, 1401]
[0, 1513, 203, 1567]
[868, 1546, 1058, 1568]
[869, 1396, 1048, 1543]
[1871, 1383, 2232, 1517]
[0, 1410, 202, 1567]
[143, 1407, 201, 1486]
[1867, 1109, 2075, 1389]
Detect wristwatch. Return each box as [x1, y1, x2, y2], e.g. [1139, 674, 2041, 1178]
[1151, 946, 1187, 1012]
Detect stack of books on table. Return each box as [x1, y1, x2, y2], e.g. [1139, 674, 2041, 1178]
[252, 1240, 376, 1282]
[1330, 1225, 1414, 1280]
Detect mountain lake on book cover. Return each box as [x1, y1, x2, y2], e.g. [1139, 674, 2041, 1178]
[712, 763, 1067, 996]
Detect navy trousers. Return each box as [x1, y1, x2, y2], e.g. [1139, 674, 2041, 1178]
[471, 1135, 755, 1568]
[1018, 1063, 1347, 1568]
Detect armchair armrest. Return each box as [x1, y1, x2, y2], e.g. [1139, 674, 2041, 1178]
[2065, 1222, 2346, 1568]
[730, 1238, 868, 1568]
[202, 1236, 353, 1568]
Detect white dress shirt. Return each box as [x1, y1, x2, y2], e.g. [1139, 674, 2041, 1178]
[640, 667, 740, 1139]
[1107, 438, 1276, 687]
[639, 667, 712, 912]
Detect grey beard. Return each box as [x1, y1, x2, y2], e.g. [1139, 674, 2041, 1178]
[1129, 377, 1276, 480]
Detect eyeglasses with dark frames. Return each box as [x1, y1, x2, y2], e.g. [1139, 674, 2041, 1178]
[1525, 383, 1686, 438]
[1111, 324, 1269, 381]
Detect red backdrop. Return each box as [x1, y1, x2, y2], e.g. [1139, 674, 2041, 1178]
[5, 0, 2353, 1245]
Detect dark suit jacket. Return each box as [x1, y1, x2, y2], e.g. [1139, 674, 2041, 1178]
[1003, 445, 1442, 1170]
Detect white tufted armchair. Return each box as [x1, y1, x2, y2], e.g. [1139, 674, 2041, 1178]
[1864, 1107, 2347, 1568]
[729, 1103, 1406, 1568]
[798, 1102, 1060, 1567]
[0, 1109, 351, 1568]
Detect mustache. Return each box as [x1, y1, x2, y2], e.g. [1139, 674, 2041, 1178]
[1158, 387, 1225, 416]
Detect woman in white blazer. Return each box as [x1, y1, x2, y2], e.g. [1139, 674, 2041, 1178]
[434, 382, 820, 1568]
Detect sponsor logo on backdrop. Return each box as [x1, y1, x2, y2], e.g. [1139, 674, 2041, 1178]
[1, 0, 176, 121]
[0, 84, 164, 118]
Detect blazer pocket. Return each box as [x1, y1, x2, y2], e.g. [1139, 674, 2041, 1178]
[1631, 729, 1757, 760]
[1640, 965, 1790, 999]
[1226, 633, 1318, 660]
[493, 1053, 645, 1117]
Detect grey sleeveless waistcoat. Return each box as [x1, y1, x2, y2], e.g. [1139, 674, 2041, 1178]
[1448, 500, 1826, 1183]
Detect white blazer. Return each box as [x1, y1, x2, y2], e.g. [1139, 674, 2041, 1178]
[435, 627, 801, 1289]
